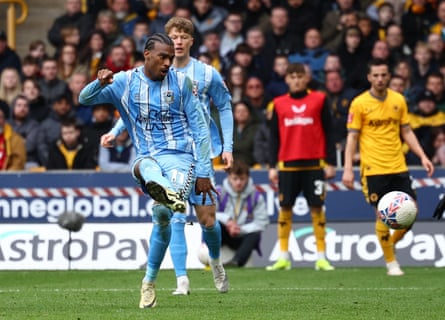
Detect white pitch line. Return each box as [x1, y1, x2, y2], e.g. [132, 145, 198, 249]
[0, 287, 427, 294]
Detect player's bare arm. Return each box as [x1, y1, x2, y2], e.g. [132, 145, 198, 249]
[342, 131, 359, 189]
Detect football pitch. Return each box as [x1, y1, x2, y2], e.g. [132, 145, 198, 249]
[1, 267, 444, 320]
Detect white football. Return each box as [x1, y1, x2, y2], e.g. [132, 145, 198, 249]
[197, 243, 210, 266]
[377, 191, 417, 229]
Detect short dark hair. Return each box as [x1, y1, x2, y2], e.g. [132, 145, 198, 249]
[367, 58, 389, 74]
[227, 160, 250, 176]
[144, 32, 174, 51]
[286, 63, 306, 75]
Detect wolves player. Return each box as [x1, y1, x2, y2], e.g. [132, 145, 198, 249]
[79, 33, 227, 308]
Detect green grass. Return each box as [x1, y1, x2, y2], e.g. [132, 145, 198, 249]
[0, 267, 444, 320]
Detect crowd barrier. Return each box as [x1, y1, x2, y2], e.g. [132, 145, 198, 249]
[0, 168, 444, 269]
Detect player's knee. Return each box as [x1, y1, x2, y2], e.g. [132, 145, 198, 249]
[152, 204, 172, 226]
[171, 212, 187, 224]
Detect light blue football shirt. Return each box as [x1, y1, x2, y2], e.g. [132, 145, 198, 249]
[79, 66, 211, 177]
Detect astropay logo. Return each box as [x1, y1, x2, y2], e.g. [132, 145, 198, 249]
[268, 227, 445, 267]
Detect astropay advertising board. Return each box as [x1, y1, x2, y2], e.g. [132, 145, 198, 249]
[1, 170, 444, 269]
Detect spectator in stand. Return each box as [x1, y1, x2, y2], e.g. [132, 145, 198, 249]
[45, 117, 96, 170]
[366, 0, 406, 25]
[199, 30, 226, 73]
[0, 102, 26, 171]
[357, 14, 378, 53]
[283, 0, 321, 52]
[220, 11, 244, 61]
[243, 76, 271, 124]
[55, 25, 82, 58]
[119, 36, 143, 68]
[0, 68, 23, 106]
[337, 26, 370, 92]
[316, 53, 346, 86]
[216, 160, 269, 267]
[323, 70, 359, 165]
[288, 28, 331, 85]
[401, 0, 437, 50]
[265, 54, 289, 99]
[98, 128, 135, 172]
[149, 0, 176, 35]
[425, 72, 445, 112]
[99, 44, 132, 73]
[21, 56, 41, 80]
[242, 0, 271, 35]
[0, 30, 22, 75]
[95, 9, 125, 48]
[78, 29, 107, 81]
[389, 74, 408, 94]
[264, 6, 299, 58]
[83, 103, 114, 164]
[27, 40, 48, 68]
[385, 23, 412, 70]
[393, 58, 418, 111]
[253, 104, 273, 168]
[245, 26, 274, 86]
[38, 57, 70, 106]
[22, 78, 50, 123]
[230, 43, 258, 82]
[321, 0, 360, 52]
[197, 51, 212, 65]
[232, 100, 259, 167]
[8, 95, 40, 169]
[411, 41, 440, 90]
[429, 0, 445, 38]
[406, 90, 445, 164]
[67, 72, 92, 125]
[57, 44, 88, 82]
[370, 40, 391, 65]
[191, 0, 228, 35]
[107, 0, 140, 36]
[132, 20, 150, 54]
[37, 93, 78, 166]
[47, 0, 94, 50]
[371, 1, 396, 41]
[225, 64, 247, 104]
[427, 32, 445, 65]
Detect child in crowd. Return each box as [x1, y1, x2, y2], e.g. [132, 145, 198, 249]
[215, 160, 269, 267]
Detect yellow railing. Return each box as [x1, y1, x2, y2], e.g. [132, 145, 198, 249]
[0, 0, 28, 50]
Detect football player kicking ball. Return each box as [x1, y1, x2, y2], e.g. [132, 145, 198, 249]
[342, 58, 434, 276]
[80, 33, 226, 309]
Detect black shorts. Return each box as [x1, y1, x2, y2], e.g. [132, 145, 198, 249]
[365, 172, 416, 208]
[278, 169, 325, 207]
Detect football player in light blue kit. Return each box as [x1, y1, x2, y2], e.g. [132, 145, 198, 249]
[165, 16, 233, 295]
[79, 33, 227, 309]
[104, 17, 234, 295]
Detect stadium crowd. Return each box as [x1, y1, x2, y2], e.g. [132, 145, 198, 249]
[2, 0, 445, 171]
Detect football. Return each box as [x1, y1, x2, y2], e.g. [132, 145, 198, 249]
[377, 191, 418, 229]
